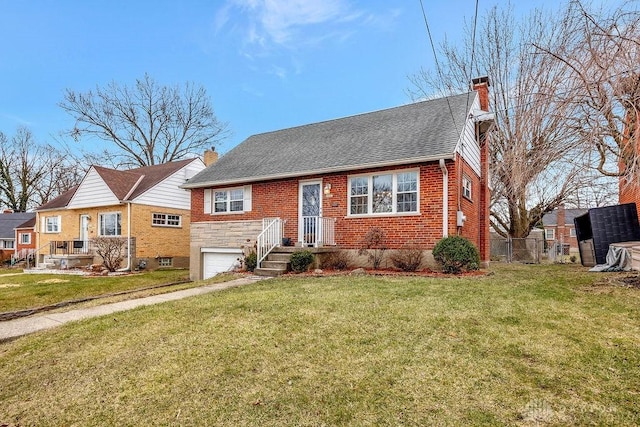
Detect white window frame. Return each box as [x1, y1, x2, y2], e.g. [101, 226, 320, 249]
[348, 169, 419, 216]
[157, 257, 173, 267]
[43, 216, 61, 233]
[152, 213, 182, 227]
[462, 176, 472, 201]
[545, 228, 555, 240]
[569, 228, 576, 238]
[214, 187, 245, 214]
[99, 212, 122, 236]
[2, 240, 14, 249]
[20, 233, 31, 244]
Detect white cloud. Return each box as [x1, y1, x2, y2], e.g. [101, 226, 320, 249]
[228, 0, 360, 49]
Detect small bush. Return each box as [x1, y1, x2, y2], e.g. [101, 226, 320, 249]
[93, 237, 127, 272]
[389, 242, 424, 272]
[290, 250, 315, 273]
[322, 250, 353, 270]
[432, 236, 480, 274]
[358, 227, 387, 269]
[570, 255, 577, 263]
[244, 252, 257, 272]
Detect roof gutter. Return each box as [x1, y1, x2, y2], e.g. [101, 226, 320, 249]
[180, 154, 456, 189]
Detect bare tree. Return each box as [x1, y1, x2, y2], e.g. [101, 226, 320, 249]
[0, 127, 80, 211]
[533, 0, 640, 184]
[409, 3, 598, 238]
[59, 73, 229, 168]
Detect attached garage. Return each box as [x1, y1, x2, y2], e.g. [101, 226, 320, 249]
[202, 248, 243, 279]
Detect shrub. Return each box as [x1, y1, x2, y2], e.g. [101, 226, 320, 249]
[570, 255, 577, 263]
[244, 251, 257, 272]
[389, 242, 424, 272]
[290, 250, 315, 273]
[322, 250, 353, 270]
[93, 237, 127, 272]
[358, 227, 387, 269]
[432, 236, 480, 274]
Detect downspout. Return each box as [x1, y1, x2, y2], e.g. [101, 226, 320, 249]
[439, 159, 448, 237]
[117, 202, 132, 271]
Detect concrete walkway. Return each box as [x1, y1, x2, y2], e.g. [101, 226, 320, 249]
[0, 276, 265, 341]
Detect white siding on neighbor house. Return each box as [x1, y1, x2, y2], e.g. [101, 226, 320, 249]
[134, 160, 205, 210]
[455, 95, 482, 176]
[68, 168, 119, 208]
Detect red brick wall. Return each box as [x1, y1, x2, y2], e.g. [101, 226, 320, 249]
[190, 160, 491, 251]
[619, 109, 640, 218]
[15, 228, 36, 254]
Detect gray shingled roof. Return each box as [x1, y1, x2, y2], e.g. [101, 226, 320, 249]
[183, 92, 476, 188]
[542, 208, 588, 226]
[0, 212, 36, 239]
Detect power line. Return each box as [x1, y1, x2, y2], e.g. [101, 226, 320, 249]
[418, 0, 459, 134]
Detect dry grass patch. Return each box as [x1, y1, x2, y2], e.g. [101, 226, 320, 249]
[1, 263, 639, 426]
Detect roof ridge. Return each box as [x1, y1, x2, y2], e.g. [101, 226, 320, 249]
[249, 91, 476, 139]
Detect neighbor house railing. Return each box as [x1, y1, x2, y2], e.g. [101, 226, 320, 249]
[301, 216, 336, 247]
[257, 218, 283, 269]
[49, 240, 91, 255]
[10, 248, 35, 265]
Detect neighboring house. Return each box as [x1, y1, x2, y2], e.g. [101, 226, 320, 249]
[182, 77, 493, 280]
[541, 205, 588, 254]
[34, 158, 205, 270]
[0, 211, 36, 264]
[14, 216, 37, 263]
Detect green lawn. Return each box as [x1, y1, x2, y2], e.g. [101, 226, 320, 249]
[1, 263, 639, 426]
[0, 269, 197, 314]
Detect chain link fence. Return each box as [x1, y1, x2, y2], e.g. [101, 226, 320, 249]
[491, 237, 579, 264]
[490, 237, 544, 263]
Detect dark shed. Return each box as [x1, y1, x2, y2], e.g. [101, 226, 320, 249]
[574, 203, 640, 266]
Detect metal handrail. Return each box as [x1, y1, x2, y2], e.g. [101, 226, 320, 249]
[257, 218, 283, 268]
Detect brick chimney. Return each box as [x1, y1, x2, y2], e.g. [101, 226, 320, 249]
[557, 204, 566, 238]
[203, 148, 218, 167]
[472, 76, 490, 111]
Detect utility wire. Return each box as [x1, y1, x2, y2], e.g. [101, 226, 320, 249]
[418, 0, 459, 134]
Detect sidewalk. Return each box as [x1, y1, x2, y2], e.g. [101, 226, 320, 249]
[0, 276, 264, 341]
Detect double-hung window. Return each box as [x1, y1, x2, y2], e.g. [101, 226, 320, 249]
[349, 170, 418, 215]
[462, 176, 472, 200]
[20, 233, 31, 244]
[99, 212, 122, 236]
[214, 188, 244, 213]
[44, 216, 61, 233]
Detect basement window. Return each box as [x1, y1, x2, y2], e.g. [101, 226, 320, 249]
[158, 257, 173, 267]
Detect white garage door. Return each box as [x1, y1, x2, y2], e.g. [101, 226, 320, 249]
[202, 249, 243, 279]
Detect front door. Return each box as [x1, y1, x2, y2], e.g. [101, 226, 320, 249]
[79, 214, 90, 251]
[299, 181, 322, 246]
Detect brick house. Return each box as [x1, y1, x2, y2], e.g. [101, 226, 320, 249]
[14, 216, 36, 264]
[0, 211, 36, 264]
[541, 205, 587, 254]
[34, 158, 204, 270]
[182, 78, 493, 280]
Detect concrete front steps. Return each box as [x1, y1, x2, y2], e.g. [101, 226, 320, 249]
[254, 246, 340, 277]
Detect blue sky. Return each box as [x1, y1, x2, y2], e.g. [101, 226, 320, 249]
[0, 0, 582, 156]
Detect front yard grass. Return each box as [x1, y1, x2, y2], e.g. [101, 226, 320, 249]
[0, 269, 199, 314]
[1, 263, 639, 425]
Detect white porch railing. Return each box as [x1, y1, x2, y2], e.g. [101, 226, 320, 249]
[10, 248, 35, 266]
[301, 216, 336, 247]
[257, 218, 283, 268]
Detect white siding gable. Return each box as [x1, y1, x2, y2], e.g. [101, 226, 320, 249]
[455, 94, 482, 176]
[134, 159, 205, 210]
[68, 167, 119, 208]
